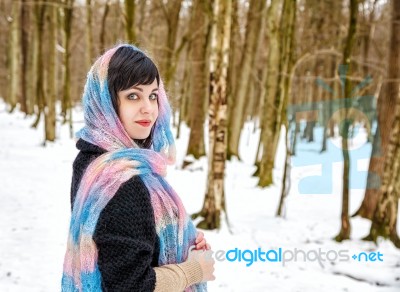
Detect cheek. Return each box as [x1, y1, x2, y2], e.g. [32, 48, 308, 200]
[118, 108, 129, 126]
[154, 104, 159, 118]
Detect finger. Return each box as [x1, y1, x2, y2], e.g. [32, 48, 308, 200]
[205, 243, 211, 250]
[196, 239, 206, 249]
[195, 231, 204, 243]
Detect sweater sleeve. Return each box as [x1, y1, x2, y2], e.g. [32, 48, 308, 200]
[154, 261, 203, 292]
[92, 175, 204, 291]
[93, 176, 158, 291]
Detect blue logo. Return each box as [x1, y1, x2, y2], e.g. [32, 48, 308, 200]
[210, 247, 384, 267]
[352, 251, 383, 262]
[287, 65, 380, 194]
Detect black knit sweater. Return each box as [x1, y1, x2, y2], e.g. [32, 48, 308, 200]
[70, 139, 160, 291]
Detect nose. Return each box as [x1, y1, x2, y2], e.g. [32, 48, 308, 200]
[140, 98, 153, 114]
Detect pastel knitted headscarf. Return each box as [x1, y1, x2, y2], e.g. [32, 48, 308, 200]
[61, 44, 207, 292]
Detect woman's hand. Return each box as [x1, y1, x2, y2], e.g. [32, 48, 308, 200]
[188, 246, 215, 282]
[195, 231, 211, 251]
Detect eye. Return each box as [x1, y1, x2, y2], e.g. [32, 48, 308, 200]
[149, 93, 158, 101]
[127, 93, 139, 100]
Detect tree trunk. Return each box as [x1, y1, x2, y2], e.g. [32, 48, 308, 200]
[185, 0, 208, 161]
[276, 123, 290, 217]
[124, 0, 136, 43]
[159, 0, 183, 90]
[27, 1, 38, 117]
[226, 0, 240, 161]
[364, 0, 400, 248]
[8, 0, 21, 112]
[138, 0, 147, 35]
[19, 0, 29, 114]
[193, 0, 231, 230]
[177, 48, 191, 140]
[335, 0, 358, 242]
[365, 87, 400, 248]
[320, 54, 338, 152]
[31, 0, 46, 129]
[273, 0, 296, 159]
[100, 0, 110, 50]
[227, 0, 266, 160]
[85, 0, 93, 70]
[257, 0, 282, 186]
[353, 0, 400, 220]
[243, 4, 267, 128]
[44, 0, 57, 142]
[365, 99, 400, 248]
[276, 0, 297, 215]
[258, 0, 297, 187]
[61, 0, 74, 126]
[110, 1, 121, 44]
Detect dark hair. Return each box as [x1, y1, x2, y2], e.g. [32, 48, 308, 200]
[107, 46, 160, 149]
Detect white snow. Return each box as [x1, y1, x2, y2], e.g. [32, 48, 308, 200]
[0, 100, 399, 292]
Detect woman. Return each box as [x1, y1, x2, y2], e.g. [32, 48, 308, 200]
[61, 44, 215, 291]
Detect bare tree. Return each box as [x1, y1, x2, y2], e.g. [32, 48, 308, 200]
[61, 0, 74, 131]
[100, 0, 110, 50]
[31, 0, 46, 129]
[257, 0, 283, 186]
[354, 0, 400, 220]
[226, 0, 241, 149]
[7, 0, 21, 112]
[27, 1, 38, 117]
[364, 0, 400, 248]
[20, 0, 30, 114]
[276, 0, 297, 215]
[185, 0, 210, 161]
[227, 0, 266, 160]
[44, 0, 58, 142]
[158, 0, 183, 90]
[366, 91, 400, 248]
[85, 0, 93, 70]
[193, 0, 232, 230]
[123, 0, 136, 43]
[335, 0, 359, 242]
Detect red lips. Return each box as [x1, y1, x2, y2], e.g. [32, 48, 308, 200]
[135, 120, 151, 127]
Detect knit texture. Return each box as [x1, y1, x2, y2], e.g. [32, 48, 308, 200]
[61, 44, 206, 292]
[72, 139, 161, 291]
[154, 261, 203, 292]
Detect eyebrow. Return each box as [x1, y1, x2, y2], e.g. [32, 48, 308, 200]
[131, 86, 159, 92]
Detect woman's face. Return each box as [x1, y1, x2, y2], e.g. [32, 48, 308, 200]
[117, 79, 159, 140]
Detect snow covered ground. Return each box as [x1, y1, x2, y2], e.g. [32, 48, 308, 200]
[0, 101, 399, 292]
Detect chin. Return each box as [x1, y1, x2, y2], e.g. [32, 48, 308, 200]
[130, 133, 151, 140]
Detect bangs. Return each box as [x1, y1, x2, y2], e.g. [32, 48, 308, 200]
[123, 56, 160, 89]
[108, 46, 160, 94]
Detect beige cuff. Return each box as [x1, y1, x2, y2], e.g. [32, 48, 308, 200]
[154, 261, 203, 292]
[176, 260, 203, 287]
